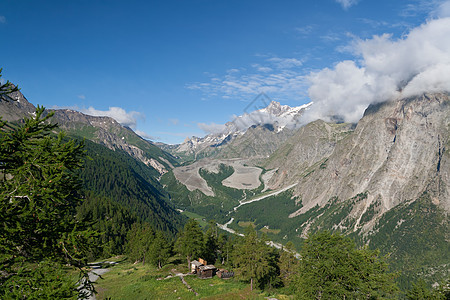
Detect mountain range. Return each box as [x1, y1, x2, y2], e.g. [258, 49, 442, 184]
[160, 93, 450, 287]
[1, 88, 448, 287]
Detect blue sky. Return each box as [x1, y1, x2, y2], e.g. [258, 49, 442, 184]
[1, 0, 449, 144]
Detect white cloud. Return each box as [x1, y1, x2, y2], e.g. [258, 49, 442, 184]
[77, 94, 86, 100]
[134, 130, 157, 140]
[437, 0, 450, 16]
[304, 14, 450, 124]
[198, 122, 227, 134]
[186, 55, 308, 102]
[0, 16, 6, 24]
[335, 0, 359, 10]
[295, 25, 314, 36]
[81, 106, 143, 129]
[267, 57, 303, 69]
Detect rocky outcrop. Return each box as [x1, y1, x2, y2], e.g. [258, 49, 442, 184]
[264, 120, 354, 188]
[268, 93, 450, 233]
[52, 109, 174, 174]
[0, 91, 36, 122]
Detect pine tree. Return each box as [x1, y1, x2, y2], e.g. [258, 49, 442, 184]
[279, 241, 299, 287]
[203, 220, 219, 264]
[175, 219, 204, 270]
[126, 223, 155, 264]
[148, 231, 172, 269]
[0, 105, 95, 298]
[294, 231, 398, 299]
[0, 68, 19, 101]
[232, 226, 279, 291]
[406, 279, 435, 300]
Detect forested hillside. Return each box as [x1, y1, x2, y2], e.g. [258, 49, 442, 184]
[76, 140, 185, 252]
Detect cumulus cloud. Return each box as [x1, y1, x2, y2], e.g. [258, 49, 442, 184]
[336, 0, 359, 10]
[81, 106, 143, 129]
[304, 12, 450, 124]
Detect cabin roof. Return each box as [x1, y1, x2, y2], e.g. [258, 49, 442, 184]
[191, 260, 203, 267]
[199, 265, 216, 271]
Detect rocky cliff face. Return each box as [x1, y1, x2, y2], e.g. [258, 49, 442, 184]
[166, 101, 312, 160]
[266, 93, 450, 234]
[0, 92, 176, 175]
[0, 91, 36, 122]
[51, 109, 176, 174]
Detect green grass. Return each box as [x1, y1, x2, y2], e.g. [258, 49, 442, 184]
[94, 260, 284, 299]
[260, 227, 281, 235]
[96, 261, 191, 299]
[238, 221, 256, 228]
[181, 211, 208, 228]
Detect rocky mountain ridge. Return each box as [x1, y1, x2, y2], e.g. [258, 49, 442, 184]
[51, 108, 176, 174]
[166, 100, 312, 160]
[0, 91, 177, 175]
[264, 93, 450, 233]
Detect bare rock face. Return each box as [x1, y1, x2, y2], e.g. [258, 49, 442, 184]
[167, 101, 312, 160]
[0, 91, 36, 122]
[274, 93, 450, 233]
[52, 109, 173, 174]
[264, 120, 354, 189]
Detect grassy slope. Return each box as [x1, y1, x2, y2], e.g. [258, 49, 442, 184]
[95, 259, 287, 300]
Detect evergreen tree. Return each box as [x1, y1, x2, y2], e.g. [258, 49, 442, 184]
[0, 68, 19, 101]
[406, 279, 435, 300]
[279, 241, 299, 288]
[203, 219, 219, 264]
[294, 231, 398, 299]
[125, 223, 155, 264]
[148, 231, 172, 269]
[232, 226, 279, 291]
[0, 105, 95, 298]
[217, 233, 231, 265]
[175, 219, 204, 270]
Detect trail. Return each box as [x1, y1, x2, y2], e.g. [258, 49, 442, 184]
[79, 261, 116, 300]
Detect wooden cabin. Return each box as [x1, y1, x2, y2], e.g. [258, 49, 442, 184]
[198, 265, 216, 279]
[190, 260, 202, 274]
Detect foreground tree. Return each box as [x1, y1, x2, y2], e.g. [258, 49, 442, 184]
[294, 231, 398, 299]
[148, 231, 172, 269]
[0, 105, 95, 298]
[126, 223, 155, 264]
[232, 227, 280, 291]
[279, 241, 299, 288]
[203, 220, 219, 264]
[0, 68, 19, 101]
[175, 219, 204, 270]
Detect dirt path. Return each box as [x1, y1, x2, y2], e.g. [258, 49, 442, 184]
[79, 261, 116, 300]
